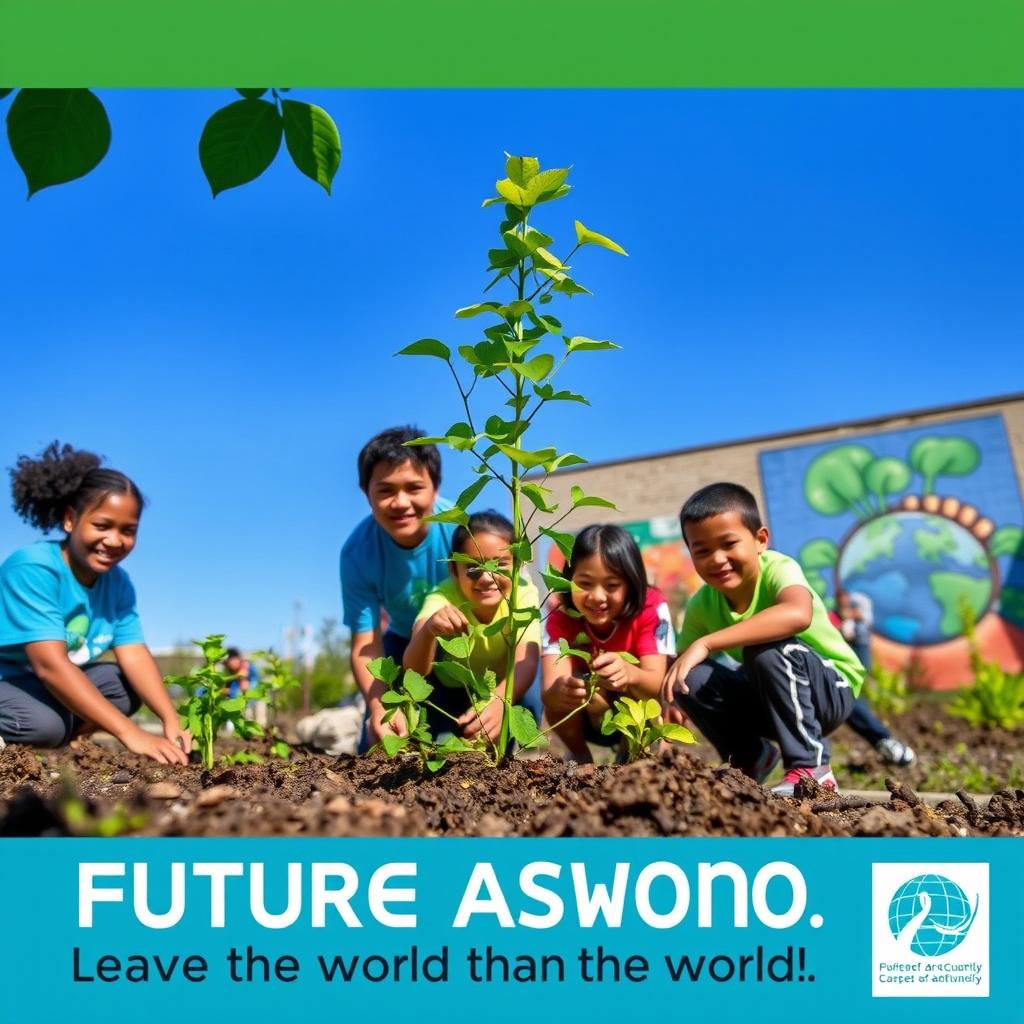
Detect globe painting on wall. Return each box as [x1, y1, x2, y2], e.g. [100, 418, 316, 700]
[759, 414, 1024, 688]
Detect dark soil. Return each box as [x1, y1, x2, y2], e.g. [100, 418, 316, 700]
[0, 733, 1020, 838]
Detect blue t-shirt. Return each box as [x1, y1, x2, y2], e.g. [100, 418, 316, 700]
[0, 540, 145, 678]
[340, 500, 457, 639]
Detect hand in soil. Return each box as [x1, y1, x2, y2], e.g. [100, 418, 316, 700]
[122, 726, 190, 765]
[660, 640, 708, 708]
[369, 700, 407, 743]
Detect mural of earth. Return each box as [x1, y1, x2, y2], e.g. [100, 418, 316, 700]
[837, 511, 992, 645]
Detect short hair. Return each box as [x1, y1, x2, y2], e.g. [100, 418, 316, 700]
[561, 524, 647, 621]
[679, 482, 763, 544]
[10, 441, 145, 533]
[451, 510, 514, 557]
[225, 647, 242, 660]
[357, 425, 441, 493]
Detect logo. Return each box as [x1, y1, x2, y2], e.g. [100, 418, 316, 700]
[872, 863, 989, 998]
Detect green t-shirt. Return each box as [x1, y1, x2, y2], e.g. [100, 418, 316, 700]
[415, 576, 541, 680]
[678, 549, 864, 695]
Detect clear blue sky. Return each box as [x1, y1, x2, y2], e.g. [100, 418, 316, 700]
[2, 89, 1022, 650]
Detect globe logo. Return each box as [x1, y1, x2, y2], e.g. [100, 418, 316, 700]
[888, 873, 978, 956]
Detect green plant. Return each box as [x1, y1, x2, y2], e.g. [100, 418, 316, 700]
[166, 635, 267, 769]
[58, 773, 148, 837]
[863, 664, 910, 717]
[253, 649, 303, 758]
[599, 696, 695, 762]
[948, 616, 1024, 730]
[392, 153, 625, 765]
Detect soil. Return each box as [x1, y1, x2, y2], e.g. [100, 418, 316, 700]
[0, 726, 1020, 838]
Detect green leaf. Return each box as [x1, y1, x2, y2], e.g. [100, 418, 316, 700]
[574, 220, 629, 256]
[494, 444, 557, 470]
[540, 568, 573, 592]
[799, 538, 839, 571]
[7, 88, 111, 197]
[498, 299, 534, 320]
[432, 660, 479, 693]
[514, 353, 554, 382]
[527, 312, 562, 334]
[557, 637, 591, 662]
[991, 527, 1024, 559]
[425, 756, 448, 773]
[455, 476, 493, 510]
[271, 740, 291, 759]
[540, 527, 575, 560]
[509, 538, 534, 563]
[509, 706, 542, 747]
[437, 634, 473, 660]
[402, 670, 433, 702]
[379, 690, 406, 707]
[521, 482, 558, 513]
[220, 697, 246, 713]
[600, 710, 616, 736]
[236, 88, 268, 99]
[570, 484, 617, 510]
[564, 336, 620, 354]
[424, 507, 470, 526]
[495, 177, 531, 205]
[526, 167, 570, 202]
[367, 656, 400, 685]
[534, 383, 589, 405]
[199, 98, 282, 197]
[380, 733, 408, 757]
[658, 724, 696, 745]
[455, 302, 501, 319]
[505, 154, 539, 186]
[531, 246, 563, 270]
[397, 338, 450, 360]
[617, 651, 641, 666]
[281, 99, 341, 194]
[487, 247, 518, 270]
[545, 452, 588, 472]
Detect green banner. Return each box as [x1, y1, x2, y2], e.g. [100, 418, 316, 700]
[1, 0, 1022, 87]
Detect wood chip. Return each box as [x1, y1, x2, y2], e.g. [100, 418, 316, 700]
[145, 782, 182, 800]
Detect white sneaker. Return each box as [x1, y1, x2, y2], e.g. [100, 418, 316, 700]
[771, 764, 838, 796]
[875, 736, 915, 766]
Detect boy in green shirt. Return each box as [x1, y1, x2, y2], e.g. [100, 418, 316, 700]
[660, 482, 863, 794]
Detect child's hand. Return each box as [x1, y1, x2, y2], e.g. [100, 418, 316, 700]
[542, 674, 590, 717]
[428, 606, 470, 638]
[590, 651, 633, 691]
[162, 718, 192, 757]
[123, 726, 190, 765]
[458, 696, 504, 744]
[369, 698, 407, 742]
[659, 640, 710, 710]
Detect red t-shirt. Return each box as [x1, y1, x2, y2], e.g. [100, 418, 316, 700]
[543, 587, 676, 672]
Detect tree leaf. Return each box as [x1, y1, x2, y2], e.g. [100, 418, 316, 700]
[521, 482, 557, 513]
[424, 507, 470, 526]
[236, 88, 268, 99]
[367, 656, 400, 684]
[432, 660, 478, 692]
[7, 88, 111, 197]
[437, 634, 473, 660]
[397, 338, 451, 360]
[494, 444, 557, 469]
[509, 538, 534, 563]
[281, 99, 341, 194]
[526, 167, 569, 202]
[199, 98, 282, 197]
[495, 177, 531, 205]
[564, 336, 620, 354]
[658, 724, 696, 745]
[455, 475, 492, 510]
[570, 484, 617, 510]
[618, 651, 641, 666]
[380, 733, 408, 757]
[514, 353, 554, 383]
[574, 219, 629, 256]
[505, 153, 539, 186]
[540, 527, 575, 560]
[402, 670, 433, 702]
[509, 706, 542, 747]
[540, 568, 573, 592]
[534, 383, 589, 405]
[545, 452, 588, 471]
[455, 302, 501, 319]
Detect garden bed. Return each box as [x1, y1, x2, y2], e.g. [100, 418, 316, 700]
[0, 734, 1020, 839]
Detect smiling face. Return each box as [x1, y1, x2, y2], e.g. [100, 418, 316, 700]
[366, 459, 438, 548]
[683, 509, 769, 611]
[62, 492, 140, 586]
[569, 551, 628, 633]
[452, 530, 513, 623]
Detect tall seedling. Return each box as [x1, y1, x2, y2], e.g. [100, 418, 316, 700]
[389, 154, 627, 763]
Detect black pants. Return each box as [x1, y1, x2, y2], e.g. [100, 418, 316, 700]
[0, 662, 141, 747]
[678, 639, 854, 769]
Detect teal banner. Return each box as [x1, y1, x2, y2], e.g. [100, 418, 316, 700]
[3, 838, 1016, 1021]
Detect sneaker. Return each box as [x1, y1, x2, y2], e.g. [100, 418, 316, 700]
[875, 736, 916, 766]
[736, 740, 781, 784]
[771, 764, 838, 796]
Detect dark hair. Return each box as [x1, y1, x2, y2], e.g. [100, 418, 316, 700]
[451, 510, 514, 558]
[357, 425, 441, 493]
[225, 647, 242, 660]
[10, 441, 145, 533]
[679, 482, 763, 544]
[561, 524, 647, 621]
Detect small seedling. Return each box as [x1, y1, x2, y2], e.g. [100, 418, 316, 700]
[600, 696, 695, 762]
[863, 664, 910, 717]
[166, 635, 267, 769]
[253, 650, 303, 758]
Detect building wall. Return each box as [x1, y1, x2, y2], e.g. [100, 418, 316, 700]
[539, 395, 1024, 689]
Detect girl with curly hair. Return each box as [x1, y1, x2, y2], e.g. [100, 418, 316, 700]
[0, 442, 189, 763]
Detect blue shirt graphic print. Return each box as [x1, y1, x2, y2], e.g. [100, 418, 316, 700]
[0, 540, 144, 677]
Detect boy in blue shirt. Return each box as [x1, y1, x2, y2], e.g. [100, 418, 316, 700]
[661, 482, 862, 794]
[340, 426, 455, 745]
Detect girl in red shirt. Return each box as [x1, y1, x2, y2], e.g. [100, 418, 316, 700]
[542, 524, 675, 761]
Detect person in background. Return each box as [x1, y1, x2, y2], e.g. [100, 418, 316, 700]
[224, 646, 267, 728]
[833, 589, 915, 767]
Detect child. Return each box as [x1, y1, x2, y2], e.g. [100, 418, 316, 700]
[0, 442, 190, 764]
[543, 524, 675, 762]
[340, 426, 456, 745]
[661, 482, 863, 794]
[403, 511, 540, 744]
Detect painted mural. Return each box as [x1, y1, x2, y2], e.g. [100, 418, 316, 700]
[759, 414, 1024, 689]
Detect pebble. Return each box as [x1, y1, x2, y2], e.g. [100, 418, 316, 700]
[195, 785, 236, 808]
[145, 782, 182, 800]
[111, 770, 132, 785]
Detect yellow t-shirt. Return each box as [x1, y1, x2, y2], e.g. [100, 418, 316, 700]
[415, 576, 541, 679]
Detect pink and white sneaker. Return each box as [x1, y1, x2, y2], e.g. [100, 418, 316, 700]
[770, 765, 838, 796]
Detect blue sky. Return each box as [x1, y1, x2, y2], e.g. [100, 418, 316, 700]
[2, 89, 1022, 650]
